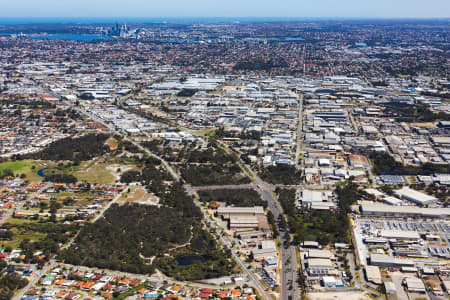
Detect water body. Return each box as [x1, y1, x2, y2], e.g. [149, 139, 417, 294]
[37, 168, 46, 177]
[283, 37, 305, 41]
[176, 255, 206, 266]
[29, 34, 114, 42]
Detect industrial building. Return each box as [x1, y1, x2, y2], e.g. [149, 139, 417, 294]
[394, 187, 438, 205]
[405, 277, 426, 293]
[360, 202, 450, 218]
[365, 266, 382, 284]
[369, 253, 415, 267]
[379, 230, 420, 240]
[217, 206, 265, 219]
[297, 189, 333, 208]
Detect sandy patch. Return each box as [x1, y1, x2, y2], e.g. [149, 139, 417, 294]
[122, 187, 160, 206]
[409, 122, 437, 129]
[307, 291, 372, 300]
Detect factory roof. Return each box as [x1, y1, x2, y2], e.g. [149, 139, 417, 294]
[405, 277, 426, 292]
[360, 201, 450, 217]
[379, 230, 420, 240]
[369, 253, 415, 267]
[394, 187, 438, 205]
[307, 258, 334, 268]
[217, 206, 265, 215]
[365, 266, 382, 284]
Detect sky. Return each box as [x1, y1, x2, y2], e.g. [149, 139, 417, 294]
[0, 0, 449, 19]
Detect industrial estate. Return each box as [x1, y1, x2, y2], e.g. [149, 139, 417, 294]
[0, 19, 449, 300]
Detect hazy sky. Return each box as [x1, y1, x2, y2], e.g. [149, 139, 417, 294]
[0, 0, 449, 19]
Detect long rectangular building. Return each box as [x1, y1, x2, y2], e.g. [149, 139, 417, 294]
[360, 202, 450, 218]
[217, 206, 265, 219]
[394, 187, 438, 205]
[369, 253, 415, 267]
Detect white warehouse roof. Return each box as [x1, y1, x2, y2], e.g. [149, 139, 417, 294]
[379, 230, 420, 240]
[394, 187, 438, 205]
[360, 201, 450, 218]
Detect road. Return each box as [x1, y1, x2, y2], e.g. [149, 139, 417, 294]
[295, 93, 304, 170]
[216, 227, 272, 300]
[192, 184, 255, 191]
[71, 105, 269, 300]
[189, 189, 272, 300]
[245, 168, 299, 300]
[216, 140, 300, 300]
[13, 261, 57, 300]
[73, 106, 181, 182]
[12, 260, 245, 300]
[1, 182, 51, 225]
[91, 184, 129, 223]
[44, 90, 277, 300]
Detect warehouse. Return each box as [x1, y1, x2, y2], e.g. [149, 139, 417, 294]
[217, 206, 265, 219]
[307, 258, 334, 270]
[430, 136, 450, 147]
[369, 253, 415, 267]
[384, 282, 396, 294]
[383, 196, 403, 206]
[365, 266, 382, 284]
[306, 249, 334, 260]
[229, 216, 259, 230]
[394, 187, 438, 205]
[252, 248, 278, 260]
[360, 202, 450, 218]
[405, 277, 426, 293]
[379, 230, 420, 240]
[297, 189, 333, 208]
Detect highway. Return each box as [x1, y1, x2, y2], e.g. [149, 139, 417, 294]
[217, 141, 300, 300]
[185, 185, 272, 300]
[43, 89, 283, 300]
[295, 92, 304, 170]
[72, 105, 270, 300]
[251, 171, 299, 300]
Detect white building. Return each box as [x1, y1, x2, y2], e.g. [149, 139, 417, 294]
[394, 187, 438, 205]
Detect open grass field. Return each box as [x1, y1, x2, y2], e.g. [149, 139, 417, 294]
[0, 218, 46, 249]
[1, 231, 46, 249]
[0, 160, 53, 181]
[194, 128, 217, 137]
[73, 160, 116, 184]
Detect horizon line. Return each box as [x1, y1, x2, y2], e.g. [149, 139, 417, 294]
[0, 16, 449, 24]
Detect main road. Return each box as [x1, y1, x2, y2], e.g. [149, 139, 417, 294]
[295, 92, 304, 170]
[249, 170, 300, 300]
[72, 104, 270, 300]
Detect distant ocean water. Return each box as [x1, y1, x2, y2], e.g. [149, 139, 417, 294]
[0, 17, 335, 25]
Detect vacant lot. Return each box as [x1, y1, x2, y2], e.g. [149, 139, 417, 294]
[73, 160, 116, 184]
[105, 137, 119, 150]
[409, 122, 437, 129]
[120, 187, 159, 205]
[307, 292, 372, 300]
